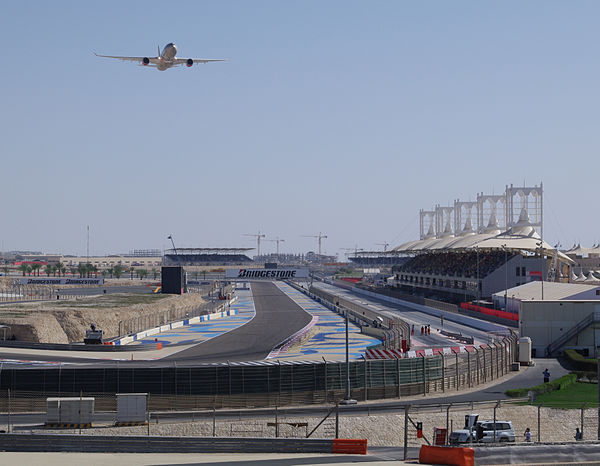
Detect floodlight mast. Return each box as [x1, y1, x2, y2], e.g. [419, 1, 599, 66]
[167, 235, 181, 266]
[243, 231, 266, 257]
[375, 242, 390, 251]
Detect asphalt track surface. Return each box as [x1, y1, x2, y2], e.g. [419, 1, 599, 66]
[163, 281, 313, 363]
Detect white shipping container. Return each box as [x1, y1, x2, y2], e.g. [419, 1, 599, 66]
[116, 393, 147, 423]
[46, 397, 94, 424]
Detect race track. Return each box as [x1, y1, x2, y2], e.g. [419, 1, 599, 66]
[164, 281, 312, 362]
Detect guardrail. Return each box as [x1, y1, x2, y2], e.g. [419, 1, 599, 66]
[0, 433, 338, 454]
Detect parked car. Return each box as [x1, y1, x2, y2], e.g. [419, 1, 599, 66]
[449, 414, 516, 444]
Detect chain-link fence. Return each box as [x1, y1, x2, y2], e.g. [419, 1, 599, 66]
[0, 330, 515, 410]
[0, 395, 597, 447]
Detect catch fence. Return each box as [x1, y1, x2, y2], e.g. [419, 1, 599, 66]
[0, 330, 515, 410]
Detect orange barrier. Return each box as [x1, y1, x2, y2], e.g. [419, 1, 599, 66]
[156, 342, 163, 350]
[419, 445, 474, 466]
[332, 438, 367, 455]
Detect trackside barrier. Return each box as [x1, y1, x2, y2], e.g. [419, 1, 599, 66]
[113, 300, 238, 346]
[460, 302, 519, 322]
[419, 445, 474, 466]
[0, 434, 338, 454]
[332, 438, 367, 455]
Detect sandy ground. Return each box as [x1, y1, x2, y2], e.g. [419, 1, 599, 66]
[0, 279, 207, 343]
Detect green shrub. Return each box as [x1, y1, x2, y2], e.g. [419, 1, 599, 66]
[505, 373, 577, 398]
[564, 349, 598, 372]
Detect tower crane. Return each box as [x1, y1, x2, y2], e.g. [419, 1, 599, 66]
[302, 232, 328, 257]
[243, 231, 266, 257]
[265, 237, 285, 256]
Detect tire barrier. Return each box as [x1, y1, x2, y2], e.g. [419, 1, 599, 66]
[419, 445, 474, 466]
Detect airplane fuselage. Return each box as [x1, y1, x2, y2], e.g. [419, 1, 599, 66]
[157, 43, 178, 71]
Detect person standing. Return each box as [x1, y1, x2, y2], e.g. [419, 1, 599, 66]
[543, 368, 550, 383]
[524, 427, 532, 442]
[575, 428, 582, 441]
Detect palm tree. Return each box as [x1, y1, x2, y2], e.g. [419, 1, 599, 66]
[101, 270, 108, 280]
[18, 263, 29, 276]
[77, 263, 87, 278]
[30, 263, 42, 276]
[26, 265, 33, 276]
[113, 264, 124, 279]
[137, 269, 148, 280]
[2, 266, 9, 276]
[151, 268, 158, 280]
[130, 267, 135, 280]
[89, 264, 98, 278]
[56, 262, 65, 277]
[70, 267, 77, 277]
[44, 264, 54, 276]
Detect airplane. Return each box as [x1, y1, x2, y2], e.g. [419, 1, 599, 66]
[94, 43, 225, 71]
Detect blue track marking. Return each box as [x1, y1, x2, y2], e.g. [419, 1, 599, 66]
[131, 289, 256, 346]
[274, 282, 381, 360]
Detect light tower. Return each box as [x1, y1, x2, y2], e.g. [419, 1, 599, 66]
[243, 231, 266, 257]
[302, 232, 328, 257]
[375, 242, 390, 251]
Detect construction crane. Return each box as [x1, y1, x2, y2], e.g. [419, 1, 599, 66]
[340, 246, 363, 257]
[265, 237, 285, 256]
[302, 232, 327, 257]
[243, 231, 266, 257]
[375, 242, 390, 251]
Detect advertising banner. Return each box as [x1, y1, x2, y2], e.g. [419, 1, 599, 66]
[225, 268, 310, 279]
[18, 278, 105, 285]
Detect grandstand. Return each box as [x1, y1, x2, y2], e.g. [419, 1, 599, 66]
[353, 183, 576, 305]
[163, 248, 254, 266]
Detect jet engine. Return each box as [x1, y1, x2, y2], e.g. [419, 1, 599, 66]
[186, 58, 193, 67]
[142, 57, 150, 66]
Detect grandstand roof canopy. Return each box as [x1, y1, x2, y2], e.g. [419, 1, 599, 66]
[165, 248, 253, 254]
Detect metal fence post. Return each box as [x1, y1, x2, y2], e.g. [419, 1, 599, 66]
[403, 405, 410, 461]
[323, 358, 328, 403]
[364, 359, 368, 402]
[7, 388, 10, 433]
[455, 352, 459, 391]
[581, 403, 586, 440]
[538, 404, 541, 442]
[275, 405, 279, 438]
[467, 351, 471, 388]
[441, 354, 445, 393]
[422, 356, 427, 396]
[483, 348, 487, 383]
[335, 402, 339, 439]
[396, 357, 401, 398]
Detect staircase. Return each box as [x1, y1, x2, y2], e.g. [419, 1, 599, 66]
[546, 312, 600, 356]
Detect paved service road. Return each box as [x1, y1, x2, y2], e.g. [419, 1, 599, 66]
[165, 281, 312, 363]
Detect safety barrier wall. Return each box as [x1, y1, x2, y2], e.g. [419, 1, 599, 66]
[460, 302, 519, 322]
[113, 299, 238, 346]
[114, 296, 237, 344]
[0, 433, 338, 454]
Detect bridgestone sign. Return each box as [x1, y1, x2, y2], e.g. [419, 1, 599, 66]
[225, 268, 309, 279]
[18, 278, 105, 285]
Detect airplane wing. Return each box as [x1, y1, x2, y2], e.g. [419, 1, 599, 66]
[172, 58, 227, 65]
[94, 52, 160, 64]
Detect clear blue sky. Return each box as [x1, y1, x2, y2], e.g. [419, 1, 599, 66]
[1, 1, 598, 256]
